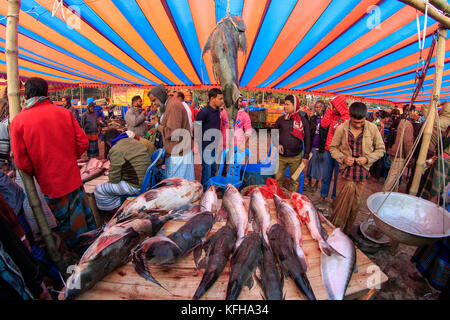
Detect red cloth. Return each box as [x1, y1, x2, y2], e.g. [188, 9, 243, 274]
[321, 95, 350, 151]
[285, 95, 304, 141]
[10, 100, 89, 198]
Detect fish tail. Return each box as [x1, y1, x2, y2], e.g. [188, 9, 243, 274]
[77, 225, 105, 247]
[132, 247, 170, 294]
[226, 281, 241, 300]
[293, 274, 316, 300]
[192, 271, 214, 300]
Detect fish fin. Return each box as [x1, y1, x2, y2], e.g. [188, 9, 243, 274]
[245, 275, 254, 290]
[77, 225, 105, 247]
[318, 240, 336, 257]
[131, 246, 173, 295]
[328, 243, 347, 259]
[197, 257, 208, 270]
[193, 245, 203, 269]
[353, 264, 358, 274]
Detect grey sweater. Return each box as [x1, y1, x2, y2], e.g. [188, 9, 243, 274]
[125, 108, 147, 137]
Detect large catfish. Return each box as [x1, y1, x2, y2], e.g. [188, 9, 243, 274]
[202, 15, 247, 123]
[222, 184, 249, 249]
[192, 225, 236, 300]
[226, 232, 262, 300]
[112, 178, 203, 225]
[321, 228, 356, 300]
[63, 210, 189, 299]
[268, 224, 316, 300]
[132, 212, 215, 289]
[273, 194, 308, 271]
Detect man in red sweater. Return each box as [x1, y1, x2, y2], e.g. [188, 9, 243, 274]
[10, 78, 96, 256]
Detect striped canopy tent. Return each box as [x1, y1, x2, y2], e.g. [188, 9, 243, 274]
[0, 0, 449, 106]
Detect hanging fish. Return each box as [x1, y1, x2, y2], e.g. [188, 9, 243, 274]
[202, 15, 247, 123]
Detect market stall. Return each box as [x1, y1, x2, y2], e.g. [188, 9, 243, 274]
[75, 197, 388, 300]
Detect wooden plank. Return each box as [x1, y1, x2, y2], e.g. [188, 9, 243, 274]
[76, 199, 388, 300]
[83, 175, 109, 194]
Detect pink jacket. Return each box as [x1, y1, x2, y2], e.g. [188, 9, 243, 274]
[220, 109, 253, 149]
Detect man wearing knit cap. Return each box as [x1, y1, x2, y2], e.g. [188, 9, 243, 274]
[318, 95, 350, 204]
[148, 84, 194, 181]
[274, 94, 311, 192]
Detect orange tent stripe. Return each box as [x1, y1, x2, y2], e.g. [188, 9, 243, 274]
[34, 0, 166, 84]
[320, 39, 450, 92]
[285, 5, 417, 89]
[0, 25, 125, 84]
[238, 0, 269, 78]
[136, 0, 200, 84]
[0, 4, 143, 84]
[0, 52, 94, 83]
[304, 24, 440, 91]
[248, 0, 331, 88]
[188, 0, 217, 84]
[270, 0, 379, 88]
[341, 69, 450, 95]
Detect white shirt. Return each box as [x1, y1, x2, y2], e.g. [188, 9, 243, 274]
[182, 101, 193, 135]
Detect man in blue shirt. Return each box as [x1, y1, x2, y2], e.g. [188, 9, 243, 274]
[195, 88, 224, 190]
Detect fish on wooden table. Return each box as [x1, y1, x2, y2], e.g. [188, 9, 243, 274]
[222, 184, 249, 248]
[200, 185, 218, 214]
[226, 232, 262, 300]
[290, 193, 341, 257]
[63, 209, 185, 299]
[268, 224, 316, 300]
[202, 15, 247, 122]
[273, 194, 308, 271]
[80, 158, 109, 183]
[192, 225, 236, 300]
[111, 178, 203, 225]
[321, 228, 356, 300]
[132, 212, 215, 290]
[249, 188, 271, 245]
[255, 241, 284, 300]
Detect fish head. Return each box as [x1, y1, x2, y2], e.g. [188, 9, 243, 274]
[63, 264, 91, 300]
[273, 194, 283, 208]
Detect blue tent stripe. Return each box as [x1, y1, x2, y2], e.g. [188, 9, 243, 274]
[0, 37, 112, 83]
[166, 0, 210, 84]
[0, 45, 107, 83]
[64, 0, 174, 85]
[0, 14, 136, 84]
[0, 60, 85, 82]
[311, 33, 450, 92]
[215, 0, 244, 23]
[277, 0, 405, 89]
[110, 0, 191, 85]
[304, 35, 435, 91]
[333, 60, 450, 94]
[21, 0, 154, 84]
[297, 16, 437, 90]
[257, 0, 359, 89]
[239, 0, 297, 87]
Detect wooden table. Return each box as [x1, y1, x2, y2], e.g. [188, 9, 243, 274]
[76, 198, 388, 300]
[83, 175, 109, 226]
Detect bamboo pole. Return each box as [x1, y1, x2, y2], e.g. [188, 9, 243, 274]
[6, 0, 66, 273]
[409, 27, 446, 196]
[429, 0, 450, 15]
[399, 0, 450, 28]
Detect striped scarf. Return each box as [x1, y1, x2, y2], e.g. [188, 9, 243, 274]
[24, 96, 49, 110]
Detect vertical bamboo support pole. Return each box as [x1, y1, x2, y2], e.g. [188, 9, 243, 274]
[6, 0, 66, 273]
[410, 27, 446, 196]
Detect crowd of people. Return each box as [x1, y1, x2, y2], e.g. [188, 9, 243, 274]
[0, 76, 448, 300]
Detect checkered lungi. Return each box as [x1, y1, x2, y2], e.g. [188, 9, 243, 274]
[87, 139, 99, 158]
[44, 186, 97, 256]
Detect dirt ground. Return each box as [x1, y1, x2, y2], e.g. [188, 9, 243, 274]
[301, 177, 435, 300]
